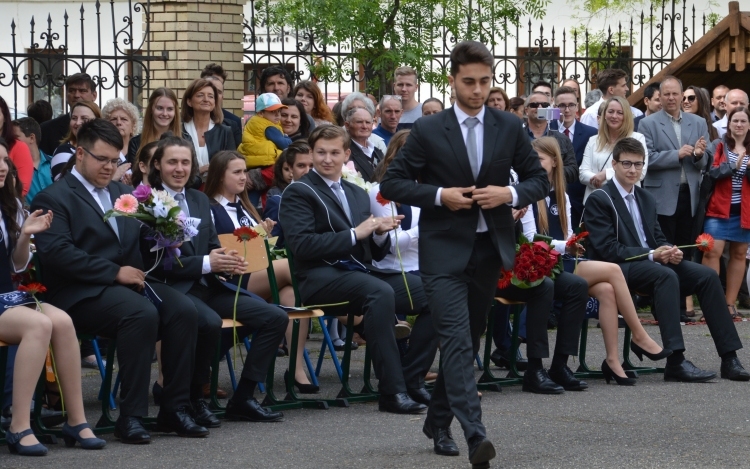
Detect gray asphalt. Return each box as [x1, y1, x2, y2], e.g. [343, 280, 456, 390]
[4, 319, 750, 468]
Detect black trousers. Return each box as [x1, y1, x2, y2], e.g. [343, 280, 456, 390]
[495, 271, 588, 358]
[187, 284, 287, 392]
[623, 259, 743, 356]
[305, 269, 434, 394]
[658, 184, 695, 311]
[67, 283, 200, 416]
[421, 237, 500, 442]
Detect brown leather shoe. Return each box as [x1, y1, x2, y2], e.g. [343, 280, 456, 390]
[202, 383, 228, 399]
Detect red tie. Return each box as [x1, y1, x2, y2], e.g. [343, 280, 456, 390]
[564, 128, 570, 137]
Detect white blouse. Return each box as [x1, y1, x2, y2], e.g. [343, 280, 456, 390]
[3, 199, 32, 273]
[578, 131, 649, 203]
[368, 183, 420, 272]
[519, 191, 573, 254]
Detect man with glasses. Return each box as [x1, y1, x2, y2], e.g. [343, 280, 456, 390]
[584, 137, 748, 383]
[553, 86, 598, 227]
[39, 73, 98, 155]
[32, 119, 214, 443]
[372, 95, 403, 145]
[524, 91, 578, 183]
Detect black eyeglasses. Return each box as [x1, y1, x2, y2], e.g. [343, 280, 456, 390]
[618, 160, 645, 169]
[556, 103, 578, 110]
[527, 102, 551, 109]
[682, 95, 696, 103]
[80, 147, 121, 167]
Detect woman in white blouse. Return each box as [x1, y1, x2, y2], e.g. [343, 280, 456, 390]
[579, 96, 649, 202]
[204, 150, 318, 393]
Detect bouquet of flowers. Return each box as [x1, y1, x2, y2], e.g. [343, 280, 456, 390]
[342, 161, 375, 193]
[103, 184, 201, 269]
[498, 235, 563, 289]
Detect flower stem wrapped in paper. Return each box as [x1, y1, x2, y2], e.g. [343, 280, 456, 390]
[103, 184, 201, 270]
[497, 234, 563, 289]
[624, 233, 714, 261]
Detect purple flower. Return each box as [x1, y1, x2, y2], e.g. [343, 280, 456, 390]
[132, 184, 151, 203]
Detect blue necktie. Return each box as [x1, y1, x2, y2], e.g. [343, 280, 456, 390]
[396, 204, 412, 230]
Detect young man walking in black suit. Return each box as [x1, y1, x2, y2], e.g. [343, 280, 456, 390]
[381, 41, 549, 468]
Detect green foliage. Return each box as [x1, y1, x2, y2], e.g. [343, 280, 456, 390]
[570, 27, 633, 69]
[257, 0, 550, 95]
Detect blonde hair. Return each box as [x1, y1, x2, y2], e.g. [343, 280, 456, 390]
[531, 136, 568, 236]
[596, 96, 634, 152]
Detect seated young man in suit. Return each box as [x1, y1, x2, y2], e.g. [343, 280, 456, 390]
[279, 125, 436, 414]
[32, 119, 211, 444]
[143, 135, 289, 423]
[584, 137, 749, 382]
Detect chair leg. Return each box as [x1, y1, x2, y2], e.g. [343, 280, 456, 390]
[0, 347, 6, 441]
[92, 338, 117, 410]
[316, 317, 343, 381]
[209, 337, 225, 413]
[336, 312, 378, 402]
[95, 340, 118, 430]
[303, 349, 318, 387]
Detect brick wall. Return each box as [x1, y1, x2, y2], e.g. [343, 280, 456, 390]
[146, 0, 244, 116]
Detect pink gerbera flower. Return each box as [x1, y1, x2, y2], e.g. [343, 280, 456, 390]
[114, 194, 139, 214]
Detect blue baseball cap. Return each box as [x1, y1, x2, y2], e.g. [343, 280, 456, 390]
[255, 93, 287, 112]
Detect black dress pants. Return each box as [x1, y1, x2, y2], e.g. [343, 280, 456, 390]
[67, 283, 200, 416]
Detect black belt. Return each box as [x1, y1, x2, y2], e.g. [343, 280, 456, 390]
[475, 232, 491, 240]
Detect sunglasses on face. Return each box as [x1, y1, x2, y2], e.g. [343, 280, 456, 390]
[682, 95, 696, 103]
[527, 102, 550, 109]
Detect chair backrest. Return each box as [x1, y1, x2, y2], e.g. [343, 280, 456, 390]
[285, 249, 304, 308]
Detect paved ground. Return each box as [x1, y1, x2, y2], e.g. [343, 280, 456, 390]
[4, 319, 750, 468]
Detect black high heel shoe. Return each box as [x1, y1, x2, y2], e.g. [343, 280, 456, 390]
[631, 342, 672, 362]
[284, 370, 319, 394]
[601, 361, 637, 386]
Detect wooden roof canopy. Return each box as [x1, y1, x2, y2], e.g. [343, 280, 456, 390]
[629, 1, 750, 109]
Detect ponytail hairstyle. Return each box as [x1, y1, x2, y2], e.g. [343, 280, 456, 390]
[531, 136, 568, 236]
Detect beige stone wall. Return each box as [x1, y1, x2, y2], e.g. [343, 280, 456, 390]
[146, 0, 245, 116]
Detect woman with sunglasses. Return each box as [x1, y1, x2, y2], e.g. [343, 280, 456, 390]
[702, 107, 750, 319]
[683, 86, 719, 141]
[579, 96, 648, 202]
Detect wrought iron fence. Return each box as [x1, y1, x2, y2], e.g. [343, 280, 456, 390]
[0, 0, 163, 119]
[242, 0, 721, 100]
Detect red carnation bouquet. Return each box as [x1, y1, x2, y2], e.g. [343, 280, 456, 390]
[498, 235, 563, 289]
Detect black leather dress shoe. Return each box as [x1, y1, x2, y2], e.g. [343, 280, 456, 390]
[664, 359, 717, 383]
[467, 436, 496, 469]
[155, 407, 209, 437]
[522, 368, 565, 394]
[191, 399, 221, 428]
[225, 397, 284, 422]
[548, 365, 588, 391]
[114, 416, 151, 444]
[407, 387, 431, 406]
[423, 422, 459, 456]
[721, 357, 750, 381]
[490, 348, 528, 371]
[378, 392, 427, 414]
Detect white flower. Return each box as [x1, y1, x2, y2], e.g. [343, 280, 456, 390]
[152, 199, 168, 218]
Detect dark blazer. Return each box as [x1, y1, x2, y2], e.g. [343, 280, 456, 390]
[142, 188, 220, 294]
[39, 114, 71, 156]
[564, 121, 598, 226]
[222, 110, 243, 150]
[540, 121, 582, 184]
[126, 130, 194, 164]
[379, 106, 549, 273]
[31, 173, 143, 309]
[583, 179, 669, 277]
[183, 122, 237, 161]
[278, 171, 391, 301]
[634, 114, 645, 132]
[348, 140, 384, 183]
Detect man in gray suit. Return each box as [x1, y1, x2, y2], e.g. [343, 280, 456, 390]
[639, 76, 709, 251]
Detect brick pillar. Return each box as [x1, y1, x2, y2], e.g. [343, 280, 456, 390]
[146, 0, 244, 116]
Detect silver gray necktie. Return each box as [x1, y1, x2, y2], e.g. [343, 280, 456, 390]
[331, 182, 352, 224]
[625, 193, 648, 248]
[465, 117, 480, 179]
[96, 187, 119, 240]
[174, 192, 190, 218]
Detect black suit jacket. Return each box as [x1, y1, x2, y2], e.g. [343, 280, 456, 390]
[278, 171, 391, 301]
[31, 173, 143, 310]
[39, 114, 71, 156]
[584, 179, 669, 277]
[348, 140, 383, 183]
[142, 188, 221, 294]
[222, 110, 243, 150]
[634, 114, 645, 132]
[183, 122, 237, 160]
[379, 106, 549, 273]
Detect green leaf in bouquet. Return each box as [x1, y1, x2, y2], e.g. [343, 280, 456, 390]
[168, 206, 182, 219]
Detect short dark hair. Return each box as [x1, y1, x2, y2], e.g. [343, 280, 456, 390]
[308, 124, 349, 151]
[643, 82, 661, 100]
[423, 97, 444, 110]
[613, 137, 646, 161]
[27, 100, 53, 124]
[260, 66, 294, 96]
[273, 141, 312, 190]
[12, 117, 41, 143]
[660, 75, 683, 93]
[532, 80, 553, 91]
[76, 118, 123, 152]
[554, 86, 577, 100]
[596, 69, 628, 94]
[450, 41, 493, 76]
[200, 63, 228, 82]
[65, 72, 96, 92]
[509, 97, 525, 110]
[148, 133, 199, 189]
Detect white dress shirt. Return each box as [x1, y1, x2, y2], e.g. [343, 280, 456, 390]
[351, 138, 375, 158]
[368, 183, 420, 272]
[714, 115, 727, 138]
[210, 195, 258, 229]
[559, 120, 576, 142]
